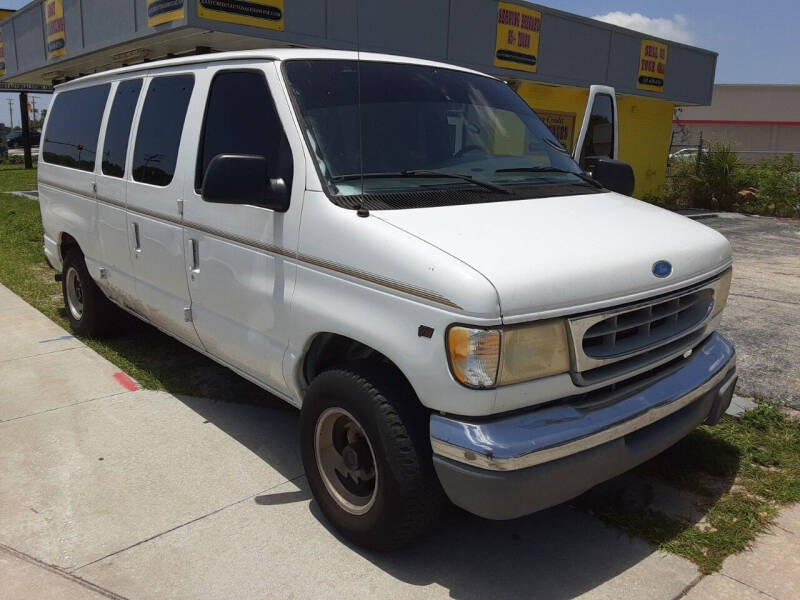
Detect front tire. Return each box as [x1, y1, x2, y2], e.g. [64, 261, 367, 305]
[61, 249, 118, 337]
[300, 363, 444, 550]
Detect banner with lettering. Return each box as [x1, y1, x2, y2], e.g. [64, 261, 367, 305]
[637, 39, 668, 92]
[494, 2, 541, 73]
[197, 0, 284, 30]
[537, 111, 576, 152]
[148, 0, 185, 27]
[44, 0, 66, 60]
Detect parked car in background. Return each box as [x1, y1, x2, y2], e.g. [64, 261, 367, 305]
[38, 49, 737, 550]
[6, 129, 41, 148]
[668, 147, 707, 163]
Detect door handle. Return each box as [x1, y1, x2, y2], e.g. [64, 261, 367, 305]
[131, 222, 141, 255]
[190, 238, 200, 273]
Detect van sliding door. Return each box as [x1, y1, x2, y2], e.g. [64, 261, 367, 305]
[125, 71, 203, 348]
[95, 78, 143, 305]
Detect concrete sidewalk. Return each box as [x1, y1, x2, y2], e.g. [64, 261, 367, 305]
[0, 283, 796, 599]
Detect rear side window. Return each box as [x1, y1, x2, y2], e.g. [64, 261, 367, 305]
[196, 70, 292, 192]
[132, 74, 194, 186]
[102, 79, 143, 178]
[42, 84, 110, 171]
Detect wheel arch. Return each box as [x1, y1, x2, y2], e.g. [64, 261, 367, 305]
[300, 332, 423, 408]
[59, 232, 82, 262]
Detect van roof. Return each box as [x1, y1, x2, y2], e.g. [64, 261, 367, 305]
[54, 48, 493, 90]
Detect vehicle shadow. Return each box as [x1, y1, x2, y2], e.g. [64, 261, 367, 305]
[64, 308, 280, 406]
[175, 388, 741, 600]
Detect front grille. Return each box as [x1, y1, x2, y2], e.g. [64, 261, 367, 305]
[566, 271, 728, 386]
[582, 289, 713, 359]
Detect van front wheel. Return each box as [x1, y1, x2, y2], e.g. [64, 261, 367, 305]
[300, 364, 444, 550]
[62, 249, 117, 337]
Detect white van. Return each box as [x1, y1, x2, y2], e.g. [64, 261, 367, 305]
[39, 49, 736, 550]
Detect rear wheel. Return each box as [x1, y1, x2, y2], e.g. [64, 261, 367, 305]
[61, 249, 118, 337]
[300, 363, 444, 550]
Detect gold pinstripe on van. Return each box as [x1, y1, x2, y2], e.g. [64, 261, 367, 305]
[38, 179, 462, 310]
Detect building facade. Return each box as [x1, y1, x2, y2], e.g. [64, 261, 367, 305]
[673, 84, 800, 163]
[0, 0, 719, 197]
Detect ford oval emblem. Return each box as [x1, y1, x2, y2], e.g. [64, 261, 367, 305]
[652, 260, 673, 278]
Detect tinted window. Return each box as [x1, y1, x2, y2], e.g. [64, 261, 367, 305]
[132, 75, 194, 186]
[102, 79, 142, 177]
[196, 70, 292, 192]
[580, 94, 614, 162]
[42, 84, 110, 171]
[284, 60, 584, 199]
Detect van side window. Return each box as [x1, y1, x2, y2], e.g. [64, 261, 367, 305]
[102, 79, 143, 178]
[132, 74, 195, 186]
[196, 70, 293, 194]
[42, 84, 110, 171]
[579, 93, 614, 163]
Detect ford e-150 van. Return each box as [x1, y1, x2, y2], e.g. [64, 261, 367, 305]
[38, 49, 736, 550]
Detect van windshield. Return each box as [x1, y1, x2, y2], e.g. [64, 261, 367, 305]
[283, 59, 596, 207]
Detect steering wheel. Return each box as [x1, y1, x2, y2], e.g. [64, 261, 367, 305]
[454, 145, 487, 158]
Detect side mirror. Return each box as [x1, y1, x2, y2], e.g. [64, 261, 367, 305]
[201, 154, 290, 212]
[582, 156, 635, 196]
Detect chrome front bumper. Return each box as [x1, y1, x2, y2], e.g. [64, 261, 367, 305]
[430, 332, 736, 519]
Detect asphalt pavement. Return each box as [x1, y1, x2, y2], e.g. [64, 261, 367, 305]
[707, 213, 800, 407]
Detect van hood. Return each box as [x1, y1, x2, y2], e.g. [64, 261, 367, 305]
[374, 192, 732, 321]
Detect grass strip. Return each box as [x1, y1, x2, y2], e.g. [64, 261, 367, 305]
[578, 404, 800, 573]
[0, 163, 38, 192]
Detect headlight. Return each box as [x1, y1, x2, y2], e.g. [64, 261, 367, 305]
[447, 327, 500, 388]
[499, 319, 571, 385]
[447, 319, 571, 388]
[710, 269, 732, 318]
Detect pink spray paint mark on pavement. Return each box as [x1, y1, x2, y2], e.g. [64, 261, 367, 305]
[113, 372, 139, 391]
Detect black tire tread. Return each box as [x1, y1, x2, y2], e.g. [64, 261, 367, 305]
[61, 249, 118, 337]
[301, 361, 444, 550]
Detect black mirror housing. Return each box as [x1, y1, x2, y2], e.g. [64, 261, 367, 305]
[582, 156, 635, 197]
[201, 154, 290, 211]
[266, 177, 290, 212]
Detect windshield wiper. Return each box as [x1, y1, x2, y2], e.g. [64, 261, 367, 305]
[331, 170, 510, 194]
[495, 166, 604, 189]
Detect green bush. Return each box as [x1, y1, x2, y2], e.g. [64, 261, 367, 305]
[696, 143, 741, 210]
[663, 159, 698, 208]
[739, 156, 800, 217]
[662, 143, 799, 217]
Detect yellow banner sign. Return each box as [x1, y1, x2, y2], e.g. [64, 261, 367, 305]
[537, 110, 576, 152]
[0, 9, 16, 21]
[148, 0, 185, 27]
[197, 0, 284, 30]
[637, 39, 667, 92]
[44, 0, 66, 60]
[494, 2, 541, 73]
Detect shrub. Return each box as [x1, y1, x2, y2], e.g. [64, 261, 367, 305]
[742, 156, 800, 217]
[696, 142, 740, 210]
[662, 143, 800, 217]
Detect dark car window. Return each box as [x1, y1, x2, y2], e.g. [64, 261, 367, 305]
[196, 70, 292, 194]
[579, 93, 615, 163]
[283, 59, 587, 204]
[132, 74, 194, 186]
[42, 84, 110, 171]
[102, 79, 143, 178]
